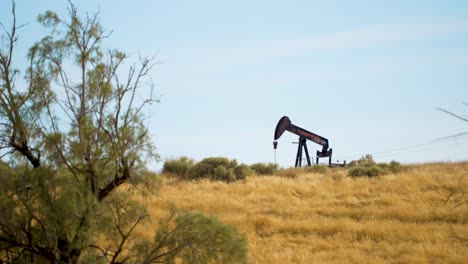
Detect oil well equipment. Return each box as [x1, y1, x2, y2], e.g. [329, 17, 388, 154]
[273, 116, 344, 167]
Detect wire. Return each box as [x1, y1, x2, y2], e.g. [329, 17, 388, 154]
[341, 136, 468, 161]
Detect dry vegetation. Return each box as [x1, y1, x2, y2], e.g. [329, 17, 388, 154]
[136, 162, 467, 263]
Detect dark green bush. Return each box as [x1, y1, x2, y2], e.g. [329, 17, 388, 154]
[389, 160, 405, 173]
[140, 209, 248, 263]
[186, 157, 253, 182]
[348, 154, 376, 167]
[348, 165, 387, 177]
[234, 164, 255, 180]
[250, 162, 279, 175]
[162, 156, 195, 177]
[348, 155, 405, 177]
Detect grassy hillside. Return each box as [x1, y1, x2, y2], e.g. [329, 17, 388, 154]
[137, 162, 467, 263]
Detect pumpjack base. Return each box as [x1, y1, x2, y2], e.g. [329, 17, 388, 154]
[294, 136, 333, 167]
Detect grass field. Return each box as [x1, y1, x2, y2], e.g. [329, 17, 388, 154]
[138, 162, 467, 263]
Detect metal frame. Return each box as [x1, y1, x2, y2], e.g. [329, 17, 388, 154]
[274, 116, 334, 167]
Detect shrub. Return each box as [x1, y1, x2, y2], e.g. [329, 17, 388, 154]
[348, 154, 376, 167]
[139, 209, 248, 264]
[234, 164, 255, 180]
[186, 157, 253, 182]
[162, 156, 195, 177]
[250, 162, 279, 175]
[348, 155, 405, 177]
[349, 165, 387, 177]
[389, 160, 405, 173]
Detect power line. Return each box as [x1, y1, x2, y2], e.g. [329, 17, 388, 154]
[341, 137, 468, 161]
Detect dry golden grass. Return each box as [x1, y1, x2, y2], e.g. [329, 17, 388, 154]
[136, 162, 468, 263]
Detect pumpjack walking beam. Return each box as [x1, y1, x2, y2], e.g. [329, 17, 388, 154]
[273, 116, 333, 167]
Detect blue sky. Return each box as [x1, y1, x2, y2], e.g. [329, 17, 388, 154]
[2, 0, 468, 170]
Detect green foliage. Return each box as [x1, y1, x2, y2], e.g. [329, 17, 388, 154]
[0, 2, 248, 263]
[250, 162, 279, 175]
[0, 166, 98, 263]
[348, 154, 376, 167]
[161, 156, 195, 177]
[138, 209, 248, 264]
[163, 156, 255, 182]
[348, 165, 386, 177]
[348, 155, 405, 177]
[186, 157, 252, 182]
[234, 164, 255, 179]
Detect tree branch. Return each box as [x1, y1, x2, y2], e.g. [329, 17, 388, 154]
[98, 164, 130, 201]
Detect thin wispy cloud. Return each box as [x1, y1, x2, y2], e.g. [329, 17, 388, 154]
[161, 19, 468, 76]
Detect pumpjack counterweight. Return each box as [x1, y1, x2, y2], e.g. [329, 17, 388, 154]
[273, 116, 334, 167]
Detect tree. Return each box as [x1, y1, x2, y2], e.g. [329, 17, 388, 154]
[0, 2, 247, 263]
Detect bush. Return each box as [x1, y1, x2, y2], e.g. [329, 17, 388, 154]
[186, 157, 253, 182]
[389, 160, 405, 173]
[162, 156, 195, 177]
[234, 164, 255, 180]
[348, 155, 405, 177]
[348, 165, 387, 177]
[250, 162, 279, 175]
[348, 154, 376, 167]
[139, 209, 248, 264]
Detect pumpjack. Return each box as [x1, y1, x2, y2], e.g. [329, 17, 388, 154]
[273, 116, 334, 167]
